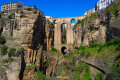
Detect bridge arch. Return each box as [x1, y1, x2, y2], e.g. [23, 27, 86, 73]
[61, 23, 67, 44]
[71, 19, 76, 24]
[61, 46, 67, 55]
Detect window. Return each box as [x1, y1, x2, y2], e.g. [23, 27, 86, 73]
[71, 19, 76, 24]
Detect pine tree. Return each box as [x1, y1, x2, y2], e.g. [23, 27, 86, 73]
[34, 5, 37, 9]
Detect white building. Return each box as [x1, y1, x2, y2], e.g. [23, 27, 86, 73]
[97, 0, 116, 10]
[1, 2, 18, 11]
[92, 8, 96, 13]
[45, 16, 52, 19]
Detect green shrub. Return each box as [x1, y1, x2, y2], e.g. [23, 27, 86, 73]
[15, 48, 24, 57]
[83, 70, 92, 80]
[20, 10, 23, 14]
[8, 48, 16, 58]
[33, 5, 37, 9]
[51, 47, 58, 52]
[1, 45, 7, 55]
[26, 64, 38, 70]
[67, 54, 75, 60]
[1, 58, 14, 64]
[78, 46, 86, 50]
[81, 50, 85, 57]
[33, 71, 46, 80]
[106, 2, 120, 15]
[27, 8, 32, 11]
[0, 35, 6, 44]
[89, 43, 100, 48]
[94, 73, 104, 80]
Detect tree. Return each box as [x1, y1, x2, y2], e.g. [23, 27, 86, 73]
[8, 48, 16, 58]
[95, 3, 97, 11]
[34, 5, 37, 9]
[1, 45, 8, 55]
[28, 5, 31, 8]
[0, 35, 6, 44]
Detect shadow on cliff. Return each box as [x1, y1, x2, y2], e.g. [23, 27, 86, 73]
[31, 12, 46, 50]
[106, 13, 120, 42]
[19, 51, 26, 80]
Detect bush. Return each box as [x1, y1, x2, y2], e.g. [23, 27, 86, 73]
[89, 43, 100, 48]
[0, 35, 6, 44]
[78, 46, 86, 50]
[51, 47, 62, 56]
[27, 8, 32, 11]
[1, 58, 14, 64]
[106, 2, 120, 15]
[8, 48, 16, 58]
[15, 48, 24, 57]
[20, 10, 23, 14]
[1, 45, 7, 55]
[33, 71, 46, 80]
[26, 64, 38, 70]
[33, 5, 37, 9]
[94, 73, 104, 80]
[81, 50, 85, 57]
[51, 47, 58, 52]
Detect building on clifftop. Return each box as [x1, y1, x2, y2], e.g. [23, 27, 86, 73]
[1, 2, 23, 12]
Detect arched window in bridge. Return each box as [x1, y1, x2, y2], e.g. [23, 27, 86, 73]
[61, 23, 67, 45]
[53, 20, 58, 24]
[71, 19, 76, 24]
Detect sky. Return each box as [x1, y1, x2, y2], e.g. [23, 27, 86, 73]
[0, 0, 98, 18]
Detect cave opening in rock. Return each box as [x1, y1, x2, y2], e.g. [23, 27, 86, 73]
[61, 46, 67, 55]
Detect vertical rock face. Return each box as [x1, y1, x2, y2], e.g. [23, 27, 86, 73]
[45, 20, 54, 50]
[0, 8, 47, 80]
[73, 7, 120, 47]
[73, 18, 106, 47]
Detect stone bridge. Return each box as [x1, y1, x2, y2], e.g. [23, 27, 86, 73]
[49, 16, 85, 53]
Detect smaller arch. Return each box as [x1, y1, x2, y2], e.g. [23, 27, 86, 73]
[61, 46, 67, 55]
[53, 20, 58, 24]
[71, 19, 76, 24]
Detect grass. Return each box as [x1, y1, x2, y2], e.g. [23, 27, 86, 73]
[67, 53, 75, 60]
[75, 37, 120, 57]
[32, 71, 46, 80]
[50, 47, 63, 56]
[94, 72, 104, 80]
[75, 62, 92, 80]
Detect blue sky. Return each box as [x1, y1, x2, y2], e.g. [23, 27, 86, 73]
[0, 0, 98, 18]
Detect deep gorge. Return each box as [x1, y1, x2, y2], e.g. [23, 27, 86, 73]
[0, 1, 120, 80]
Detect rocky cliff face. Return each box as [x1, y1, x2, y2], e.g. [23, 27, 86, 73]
[0, 8, 47, 80]
[73, 4, 120, 47]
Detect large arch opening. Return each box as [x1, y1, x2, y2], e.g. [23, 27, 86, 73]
[61, 23, 67, 45]
[71, 19, 76, 24]
[61, 46, 67, 55]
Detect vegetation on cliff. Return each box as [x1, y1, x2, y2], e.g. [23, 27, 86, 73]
[74, 37, 120, 80]
[106, 2, 120, 15]
[75, 37, 120, 57]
